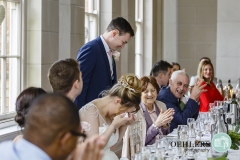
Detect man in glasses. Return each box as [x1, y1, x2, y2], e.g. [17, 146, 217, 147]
[157, 70, 207, 131]
[0, 93, 105, 160]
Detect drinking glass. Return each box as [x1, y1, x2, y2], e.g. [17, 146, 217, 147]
[195, 120, 204, 139]
[187, 118, 195, 128]
[209, 103, 215, 113]
[156, 137, 169, 151]
[177, 125, 188, 140]
[218, 101, 224, 109]
[188, 122, 196, 138]
[214, 100, 219, 109]
[167, 147, 178, 160]
[141, 147, 151, 160]
[198, 112, 207, 121]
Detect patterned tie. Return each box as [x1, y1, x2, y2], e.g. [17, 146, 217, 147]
[107, 50, 113, 58]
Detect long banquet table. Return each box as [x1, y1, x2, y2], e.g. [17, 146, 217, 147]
[165, 130, 240, 160]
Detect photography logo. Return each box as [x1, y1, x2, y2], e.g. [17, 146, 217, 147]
[212, 133, 231, 152]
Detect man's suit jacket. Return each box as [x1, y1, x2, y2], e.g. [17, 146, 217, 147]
[157, 86, 199, 132]
[74, 36, 117, 110]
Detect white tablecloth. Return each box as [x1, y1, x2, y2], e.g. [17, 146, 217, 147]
[166, 130, 240, 160]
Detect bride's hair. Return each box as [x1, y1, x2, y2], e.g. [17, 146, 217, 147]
[102, 74, 141, 112]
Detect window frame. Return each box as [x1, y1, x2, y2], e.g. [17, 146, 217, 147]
[0, 0, 25, 126]
[84, 0, 99, 43]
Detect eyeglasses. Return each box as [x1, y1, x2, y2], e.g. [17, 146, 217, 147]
[70, 130, 87, 143]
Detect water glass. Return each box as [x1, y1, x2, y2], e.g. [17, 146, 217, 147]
[140, 147, 151, 160]
[167, 147, 178, 160]
[156, 137, 169, 151]
[195, 120, 204, 139]
[187, 118, 195, 128]
[188, 123, 196, 138]
[218, 101, 224, 109]
[214, 100, 219, 109]
[209, 103, 215, 113]
[177, 125, 188, 140]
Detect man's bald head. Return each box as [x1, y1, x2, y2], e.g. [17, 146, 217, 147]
[23, 93, 80, 147]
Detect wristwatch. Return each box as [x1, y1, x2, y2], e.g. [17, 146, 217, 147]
[152, 123, 160, 130]
[152, 123, 163, 135]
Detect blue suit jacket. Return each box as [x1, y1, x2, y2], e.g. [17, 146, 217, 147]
[74, 37, 117, 110]
[157, 86, 199, 132]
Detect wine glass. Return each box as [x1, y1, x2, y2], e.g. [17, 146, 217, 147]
[209, 103, 215, 113]
[177, 125, 188, 140]
[218, 101, 224, 109]
[187, 118, 195, 128]
[214, 100, 220, 110]
[141, 147, 151, 160]
[156, 137, 169, 151]
[167, 147, 178, 160]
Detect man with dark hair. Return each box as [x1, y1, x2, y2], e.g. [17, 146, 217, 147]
[75, 17, 135, 110]
[150, 60, 172, 89]
[199, 56, 211, 62]
[48, 58, 83, 102]
[0, 93, 105, 160]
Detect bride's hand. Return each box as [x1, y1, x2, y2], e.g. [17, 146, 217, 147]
[124, 113, 136, 126]
[111, 113, 132, 129]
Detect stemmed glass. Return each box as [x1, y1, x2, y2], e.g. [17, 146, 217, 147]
[156, 137, 169, 151]
[195, 119, 204, 139]
[167, 147, 179, 160]
[187, 118, 195, 128]
[209, 103, 215, 113]
[140, 147, 151, 160]
[218, 101, 224, 109]
[177, 125, 188, 140]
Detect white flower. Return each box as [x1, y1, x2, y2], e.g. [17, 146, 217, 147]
[112, 51, 121, 61]
[80, 121, 91, 132]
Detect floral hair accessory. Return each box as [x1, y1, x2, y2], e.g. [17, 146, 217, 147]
[80, 121, 91, 132]
[112, 51, 121, 61]
[118, 80, 137, 93]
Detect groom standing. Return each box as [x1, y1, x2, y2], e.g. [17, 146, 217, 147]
[75, 17, 135, 110]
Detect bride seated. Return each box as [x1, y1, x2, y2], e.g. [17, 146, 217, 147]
[79, 74, 142, 160]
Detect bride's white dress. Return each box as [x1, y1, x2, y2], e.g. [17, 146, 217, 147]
[80, 102, 119, 160]
[99, 124, 119, 160]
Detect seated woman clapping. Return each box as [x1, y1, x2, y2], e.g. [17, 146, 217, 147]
[122, 76, 174, 158]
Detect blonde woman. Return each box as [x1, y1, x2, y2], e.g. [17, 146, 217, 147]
[79, 74, 142, 160]
[197, 60, 223, 112]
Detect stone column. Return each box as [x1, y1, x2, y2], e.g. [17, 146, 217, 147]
[27, 0, 59, 91]
[162, 0, 178, 62]
[216, 0, 240, 86]
[27, 0, 85, 91]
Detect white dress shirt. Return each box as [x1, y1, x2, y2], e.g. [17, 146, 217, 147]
[100, 35, 113, 77]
